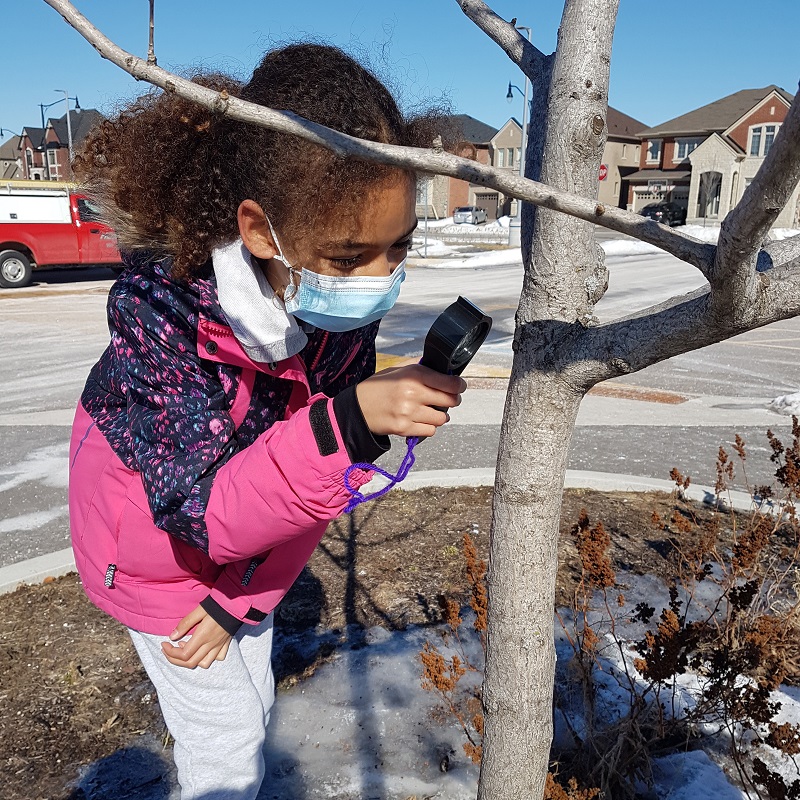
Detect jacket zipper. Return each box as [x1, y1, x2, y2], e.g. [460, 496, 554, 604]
[309, 331, 329, 373]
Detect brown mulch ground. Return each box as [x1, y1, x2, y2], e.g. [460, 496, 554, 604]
[0, 486, 732, 800]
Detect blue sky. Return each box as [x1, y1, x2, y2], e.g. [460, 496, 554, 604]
[2, 1, 798, 143]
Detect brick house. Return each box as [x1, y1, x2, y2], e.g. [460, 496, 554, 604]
[629, 86, 798, 227]
[15, 109, 103, 182]
[18, 126, 48, 180]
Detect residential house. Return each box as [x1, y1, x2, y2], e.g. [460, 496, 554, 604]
[598, 107, 645, 208]
[415, 105, 652, 222]
[18, 126, 48, 180]
[630, 86, 798, 227]
[417, 114, 497, 220]
[486, 107, 646, 218]
[485, 117, 522, 218]
[16, 109, 103, 182]
[0, 136, 22, 180]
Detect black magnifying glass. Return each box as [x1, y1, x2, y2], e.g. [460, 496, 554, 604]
[420, 296, 493, 376]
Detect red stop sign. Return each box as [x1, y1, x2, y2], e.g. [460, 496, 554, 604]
[599, 164, 608, 181]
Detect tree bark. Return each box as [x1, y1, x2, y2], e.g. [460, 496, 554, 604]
[478, 2, 619, 798]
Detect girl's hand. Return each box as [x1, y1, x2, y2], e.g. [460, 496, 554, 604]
[356, 364, 466, 438]
[161, 604, 232, 669]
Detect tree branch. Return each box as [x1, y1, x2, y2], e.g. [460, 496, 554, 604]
[43, 0, 715, 275]
[455, 0, 546, 76]
[567, 263, 800, 388]
[764, 233, 800, 268]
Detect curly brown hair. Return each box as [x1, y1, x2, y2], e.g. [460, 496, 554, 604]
[74, 43, 450, 280]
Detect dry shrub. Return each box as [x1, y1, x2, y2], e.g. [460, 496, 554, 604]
[420, 420, 800, 799]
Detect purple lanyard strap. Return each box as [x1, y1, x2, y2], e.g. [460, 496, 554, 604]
[343, 436, 420, 513]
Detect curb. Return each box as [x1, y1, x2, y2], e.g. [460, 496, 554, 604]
[0, 469, 768, 596]
[0, 547, 76, 595]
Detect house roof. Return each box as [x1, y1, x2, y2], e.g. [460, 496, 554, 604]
[0, 135, 21, 160]
[450, 114, 499, 145]
[21, 126, 47, 149]
[607, 106, 646, 140]
[49, 109, 104, 147]
[0, 135, 22, 180]
[638, 86, 794, 138]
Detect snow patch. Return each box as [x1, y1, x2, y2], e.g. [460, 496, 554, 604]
[0, 505, 69, 534]
[770, 391, 800, 416]
[0, 443, 69, 493]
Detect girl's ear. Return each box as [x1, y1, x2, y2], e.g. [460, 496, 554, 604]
[237, 200, 278, 260]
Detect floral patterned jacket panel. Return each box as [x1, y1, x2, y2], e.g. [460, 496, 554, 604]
[81, 253, 379, 553]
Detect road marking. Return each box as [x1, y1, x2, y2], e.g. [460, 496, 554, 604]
[727, 341, 800, 352]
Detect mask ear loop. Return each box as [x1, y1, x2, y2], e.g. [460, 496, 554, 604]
[266, 217, 300, 301]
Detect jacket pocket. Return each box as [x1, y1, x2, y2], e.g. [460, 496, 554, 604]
[115, 473, 212, 584]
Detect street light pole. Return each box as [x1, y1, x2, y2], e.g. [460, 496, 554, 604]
[506, 25, 531, 248]
[39, 103, 50, 180]
[55, 89, 75, 169]
[39, 93, 79, 181]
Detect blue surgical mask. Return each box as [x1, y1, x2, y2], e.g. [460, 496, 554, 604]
[267, 219, 406, 333]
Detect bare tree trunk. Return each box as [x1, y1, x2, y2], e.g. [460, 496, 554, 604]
[478, 2, 619, 797]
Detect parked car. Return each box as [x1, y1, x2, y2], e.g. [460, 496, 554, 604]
[639, 201, 687, 227]
[0, 182, 122, 288]
[453, 206, 488, 225]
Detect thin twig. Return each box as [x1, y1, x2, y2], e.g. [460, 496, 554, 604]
[455, 0, 546, 77]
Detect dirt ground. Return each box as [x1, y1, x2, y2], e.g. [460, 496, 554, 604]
[0, 485, 735, 800]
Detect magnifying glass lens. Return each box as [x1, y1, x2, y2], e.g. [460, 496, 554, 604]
[451, 323, 489, 370]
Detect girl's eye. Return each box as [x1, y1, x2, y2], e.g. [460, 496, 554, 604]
[393, 238, 413, 251]
[331, 255, 361, 268]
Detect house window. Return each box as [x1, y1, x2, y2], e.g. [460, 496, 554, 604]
[507, 148, 514, 168]
[25, 148, 33, 170]
[749, 124, 780, 157]
[675, 138, 700, 160]
[515, 148, 521, 166]
[635, 145, 640, 161]
[47, 149, 58, 166]
[622, 144, 627, 159]
[497, 149, 505, 168]
[764, 125, 776, 156]
[750, 127, 762, 156]
[646, 139, 662, 163]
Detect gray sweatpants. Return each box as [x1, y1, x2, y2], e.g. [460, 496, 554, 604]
[129, 614, 275, 800]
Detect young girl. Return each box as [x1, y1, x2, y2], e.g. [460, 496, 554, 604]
[68, 43, 465, 799]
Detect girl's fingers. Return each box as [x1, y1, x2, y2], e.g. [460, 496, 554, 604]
[170, 605, 205, 641]
[215, 640, 230, 662]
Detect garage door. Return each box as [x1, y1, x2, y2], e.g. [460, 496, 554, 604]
[475, 193, 499, 221]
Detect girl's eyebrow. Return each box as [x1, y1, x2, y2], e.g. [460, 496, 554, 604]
[322, 222, 418, 250]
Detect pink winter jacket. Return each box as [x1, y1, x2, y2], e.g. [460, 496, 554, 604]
[69, 256, 386, 636]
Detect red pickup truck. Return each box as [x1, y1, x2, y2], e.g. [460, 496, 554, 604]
[0, 182, 122, 288]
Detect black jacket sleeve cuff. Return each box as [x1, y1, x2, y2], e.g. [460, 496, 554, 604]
[199, 595, 244, 636]
[333, 384, 391, 463]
